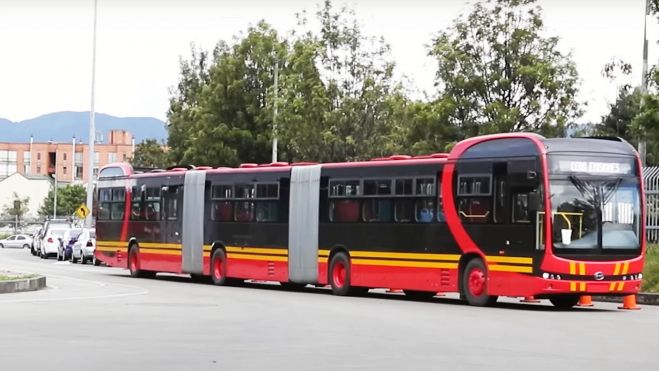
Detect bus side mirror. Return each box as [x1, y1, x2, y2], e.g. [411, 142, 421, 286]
[528, 191, 541, 212]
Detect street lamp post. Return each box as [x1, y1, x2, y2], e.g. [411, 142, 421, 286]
[85, 0, 98, 228]
[53, 169, 58, 218]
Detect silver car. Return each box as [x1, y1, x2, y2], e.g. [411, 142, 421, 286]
[0, 234, 33, 249]
[71, 229, 98, 265]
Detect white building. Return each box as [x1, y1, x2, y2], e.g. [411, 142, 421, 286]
[0, 172, 52, 219]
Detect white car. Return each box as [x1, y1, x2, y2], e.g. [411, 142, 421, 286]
[40, 228, 70, 259]
[0, 234, 33, 249]
[71, 229, 98, 265]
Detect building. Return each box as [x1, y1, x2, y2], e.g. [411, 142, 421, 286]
[0, 172, 52, 219]
[0, 130, 135, 183]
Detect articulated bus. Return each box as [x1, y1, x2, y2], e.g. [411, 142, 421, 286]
[95, 133, 646, 308]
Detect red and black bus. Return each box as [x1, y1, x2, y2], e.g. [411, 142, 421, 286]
[95, 133, 646, 308]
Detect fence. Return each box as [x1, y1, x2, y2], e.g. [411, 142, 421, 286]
[645, 167, 659, 243]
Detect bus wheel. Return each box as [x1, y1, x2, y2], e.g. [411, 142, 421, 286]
[549, 295, 580, 309]
[403, 290, 437, 301]
[329, 252, 359, 296]
[462, 258, 498, 306]
[128, 246, 155, 279]
[211, 249, 229, 286]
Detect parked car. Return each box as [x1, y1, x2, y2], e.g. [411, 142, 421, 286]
[57, 228, 82, 261]
[0, 234, 33, 249]
[41, 228, 70, 259]
[31, 229, 42, 255]
[37, 219, 72, 258]
[71, 229, 97, 265]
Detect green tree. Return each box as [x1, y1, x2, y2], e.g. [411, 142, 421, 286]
[277, 1, 404, 162]
[2, 193, 29, 219]
[131, 139, 170, 168]
[429, 0, 581, 138]
[38, 184, 86, 218]
[167, 45, 212, 165]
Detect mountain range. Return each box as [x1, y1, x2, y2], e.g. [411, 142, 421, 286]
[0, 111, 168, 144]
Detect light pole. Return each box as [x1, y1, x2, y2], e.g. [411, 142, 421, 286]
[85, 0, 98, 228]
[53, 169, 58, 219]
[639, 0, 649, 165]
[271, 61, 278, 163]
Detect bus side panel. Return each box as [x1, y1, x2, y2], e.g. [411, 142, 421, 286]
[350, 265, 458, 292]
[226, 258, 288, 282]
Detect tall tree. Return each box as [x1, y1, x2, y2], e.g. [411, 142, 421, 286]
[277, 1, 404, 162]
[167, 45, 212, 165]
[429, 0, 581, 138]
[131, 139, 170, 168]
[38, 184, 86, 218]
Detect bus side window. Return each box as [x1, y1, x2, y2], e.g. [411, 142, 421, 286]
[394, 199, 414, 223]
[415, 199, 435, 223]
[330, 199, 360, 222]
[512, 192, 532, 223]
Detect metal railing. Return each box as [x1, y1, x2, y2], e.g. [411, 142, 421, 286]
[645, 167, 659, 243]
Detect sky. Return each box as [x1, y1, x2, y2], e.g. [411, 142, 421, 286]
[0, 0, 656, 125]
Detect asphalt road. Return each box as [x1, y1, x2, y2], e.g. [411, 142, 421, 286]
[1, 247, 658, 371]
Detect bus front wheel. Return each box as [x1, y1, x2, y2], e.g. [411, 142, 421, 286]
[462, 258, 498, 306]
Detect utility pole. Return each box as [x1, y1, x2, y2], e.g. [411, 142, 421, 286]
[271, 62, 278, 163]
[639, 0, 649, 165]
[85, 0, 98, 228]
[53, 170, 58, 219]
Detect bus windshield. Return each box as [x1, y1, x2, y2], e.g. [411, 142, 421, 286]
[550, 176, 640, 251]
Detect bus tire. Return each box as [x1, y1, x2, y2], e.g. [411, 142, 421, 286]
[403, 290, 437, 301]
[329, 252, 360, 296]
[211, 249, 229, 286]
[462, 258, 498, 306]
[128, 245, 155, 279]
[549, 295, 580, 309]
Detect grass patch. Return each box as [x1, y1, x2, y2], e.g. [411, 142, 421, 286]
[0, 273, 38, 281]
[642, 245, 659, 293]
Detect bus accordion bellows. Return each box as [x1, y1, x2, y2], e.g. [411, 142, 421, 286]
[94, 133, 646, 309]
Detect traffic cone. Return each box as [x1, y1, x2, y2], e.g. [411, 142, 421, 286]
[577, 295, 594, 307]
[618, 295, 641, 310]
[520, 296, 540, 303]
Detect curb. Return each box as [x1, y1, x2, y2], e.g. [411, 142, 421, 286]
[594, 293, 659, 306]
[0, 276, 47, 294]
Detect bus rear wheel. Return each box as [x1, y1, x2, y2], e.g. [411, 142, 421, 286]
[211, 249, 229, 286]
[128, 246, 155, 279]
[329, 252, 364, 296]
[462, 258, 498, 306]
[549, 295, 580, 309]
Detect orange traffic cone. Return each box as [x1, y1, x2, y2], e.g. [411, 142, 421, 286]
[520, 296, 540, 303]
[618, 295, 641, 310]
[387, 288, 403, 293]
[577, 295, 594, 307]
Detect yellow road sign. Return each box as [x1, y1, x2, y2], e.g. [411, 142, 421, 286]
[76, 204, 90, 219]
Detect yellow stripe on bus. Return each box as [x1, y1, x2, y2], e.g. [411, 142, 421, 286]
[579, 263, 586, 275]
[350, 251, 460, 262]
[140, 248, 180, 256]
[617, 282, 624, 291]
[609, 282, 617, 291]
[225, 246, 288, 255]
[488, 264, 533, 273]
[487, 256, 532, 265]
[227, 253, 288, 262]
[579, 282, 586, 291]
[570, 282, 576, 291]
[569, 262, 576, 275]
[351, 258, 458, 269]
[613, 263, 621, 276]
[622, 262, 630, 275]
